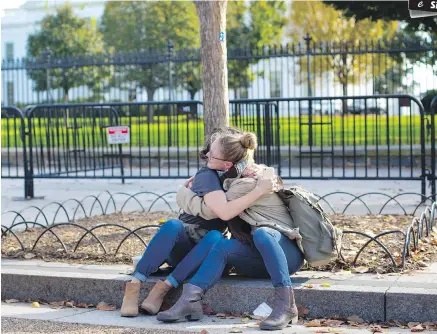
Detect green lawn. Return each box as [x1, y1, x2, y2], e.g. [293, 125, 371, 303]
[1, 115, 433, 148]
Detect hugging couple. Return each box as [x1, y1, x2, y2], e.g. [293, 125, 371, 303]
[120, 126, 305, 331]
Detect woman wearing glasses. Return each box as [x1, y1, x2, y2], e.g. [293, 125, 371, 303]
[120, 128, 276, 318]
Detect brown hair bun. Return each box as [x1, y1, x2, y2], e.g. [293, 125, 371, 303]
[240, 132, 257, 150]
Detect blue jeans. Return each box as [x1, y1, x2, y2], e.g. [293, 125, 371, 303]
[133, 219, 224, 287]
[190, 227, 304, 290]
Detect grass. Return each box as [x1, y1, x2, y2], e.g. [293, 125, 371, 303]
[1, 115, 434, 149]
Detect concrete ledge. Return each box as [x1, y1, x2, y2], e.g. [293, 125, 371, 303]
[2, 260, 437, 322]
[386, 287, 437, 322]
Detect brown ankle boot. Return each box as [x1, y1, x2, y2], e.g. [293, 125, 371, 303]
[140, 280, 172, 315]
[260, 287, 298, 330]
[120, 281, 141, 317]
[156, 283, 204, 322]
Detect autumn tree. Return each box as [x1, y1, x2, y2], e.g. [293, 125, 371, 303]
[27, 4, 110, 102]
[324, 1, 436, 38]
[288, 1, 398, 112]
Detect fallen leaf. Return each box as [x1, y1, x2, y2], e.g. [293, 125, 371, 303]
[49, 301, 65, 308]
[304, 284, 314, 288]
[297, 306, 310, 317]
[306, 319, 322, 327]
[65, 301, 74, 308]
[31, 302, 40, 308]
[4, 299, 20, 303]
[200, 330, 210, 334]
[24, 253, 36, 259]
[321, 282, 331, 288]
[241, 317, 250, 323]
[229, 328, 243, 333]
[249, 314, 265, 320]
[351, 266, 369, 274]
[96, 301, 115, 311]
[215, 313, 227, 318]
[325, 319, 344, 327]
[202, 303, 216, 315]
[408, 322, 420, 329]
[411, 324, 425, 332]
[370, 325, 383, 332]
[347, 315, 364, 324]
[76, 302, 92, 308]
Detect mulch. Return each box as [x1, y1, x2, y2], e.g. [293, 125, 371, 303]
[2, 211, 436, 273]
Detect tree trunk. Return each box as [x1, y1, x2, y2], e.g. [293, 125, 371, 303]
[63, 88, 69, 103]
[146, 87, 155, 122]
[342, 82, 348, 115]
[195, 0, 229, 140]
[189, 90, 197, 100]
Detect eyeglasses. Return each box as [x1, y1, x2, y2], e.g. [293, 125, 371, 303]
[207, 154, 227, 162]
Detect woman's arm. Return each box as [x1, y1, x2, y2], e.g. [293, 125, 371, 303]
[203, 178, 275, 221]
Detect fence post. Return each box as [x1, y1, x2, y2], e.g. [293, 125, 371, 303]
[304, 33, 313, 147]
[430, 96, 437, 200]
[265, 103, 272, 167]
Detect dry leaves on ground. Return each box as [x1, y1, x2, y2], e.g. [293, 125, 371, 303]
[2, 213, 436, 273]
[4, 299, 20, 303]
[96, 301, 115, 311]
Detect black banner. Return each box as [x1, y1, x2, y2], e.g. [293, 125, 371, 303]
[408, 0, 437, 12]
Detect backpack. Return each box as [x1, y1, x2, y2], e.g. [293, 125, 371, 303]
[277, 185, 342, 266]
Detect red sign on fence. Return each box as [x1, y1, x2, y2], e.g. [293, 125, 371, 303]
[107, 126, 130, 144]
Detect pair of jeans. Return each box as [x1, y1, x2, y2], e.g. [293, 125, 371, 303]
[190, 227, 305, 290]
[133, 219, 224, 287]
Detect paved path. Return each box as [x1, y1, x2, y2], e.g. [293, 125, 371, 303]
[3, 260, 437, 324]
[1, 304, 429, 334]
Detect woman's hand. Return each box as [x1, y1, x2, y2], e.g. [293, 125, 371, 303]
[255, 177, 277, 195]
[184, 176, 195, 189]
[242, 163, 263, 178]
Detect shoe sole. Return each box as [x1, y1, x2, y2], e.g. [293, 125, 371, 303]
[139, 306, 158, 315]
[259, 316, 298, 330]
[157, 313, 204, 323]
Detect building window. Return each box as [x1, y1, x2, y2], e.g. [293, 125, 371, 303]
[6, 43, 14, 61]
[7, 82, 14, 105]
[270, 71, 282, 98]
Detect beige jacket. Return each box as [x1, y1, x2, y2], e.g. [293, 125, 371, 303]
[176, 177, 301, 241]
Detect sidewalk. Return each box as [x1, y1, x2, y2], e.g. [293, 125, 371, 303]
[2, 259, 437, 324]
[2, 304, 427, 334]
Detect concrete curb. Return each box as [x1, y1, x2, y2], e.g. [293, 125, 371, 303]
[2, 260, 437, 323]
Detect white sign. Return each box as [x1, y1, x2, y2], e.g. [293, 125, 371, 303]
[107, 126, 130, 145]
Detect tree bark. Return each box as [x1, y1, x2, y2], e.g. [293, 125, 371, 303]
[146, 87, 155, 121]
[195, 0, 229, 140]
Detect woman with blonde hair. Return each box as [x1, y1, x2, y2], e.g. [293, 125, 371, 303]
[158, 131, 305, 331]
[120, 127, 275, 317]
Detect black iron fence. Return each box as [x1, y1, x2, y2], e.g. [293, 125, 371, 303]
[2, 191, 436, 271]
[2, 38, 436, 106]
[1, 94, 436, 199]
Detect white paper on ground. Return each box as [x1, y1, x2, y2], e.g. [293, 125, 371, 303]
[253, 302, 272, 317]
[132, 255, 141, 268]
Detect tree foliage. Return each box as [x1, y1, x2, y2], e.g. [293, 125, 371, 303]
[227, 0, 287, 97]
[26, 4, 110, 101]
[288, 1, 398, 109]
[100, 1, 200, 101]
[324, 1, 437, 38]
